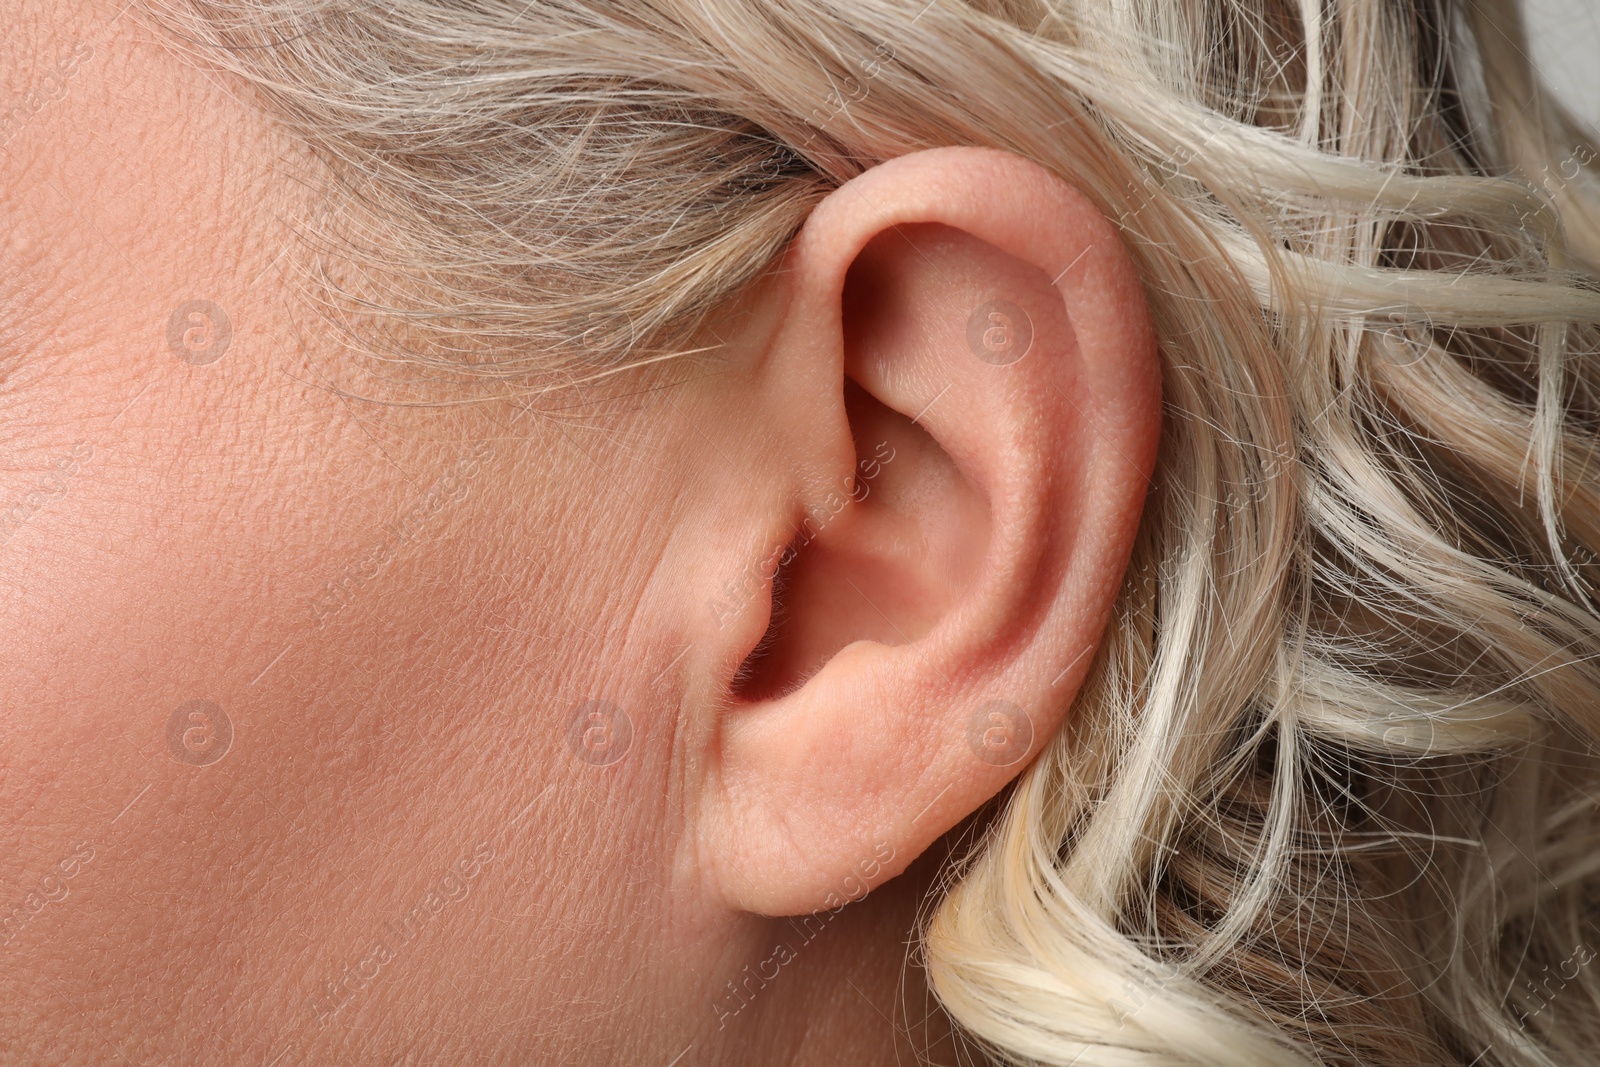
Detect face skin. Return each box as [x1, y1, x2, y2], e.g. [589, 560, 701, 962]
[0, 3, 1160, 1065]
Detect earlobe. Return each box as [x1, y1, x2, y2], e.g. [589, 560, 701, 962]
[697, 147, 1160, 917]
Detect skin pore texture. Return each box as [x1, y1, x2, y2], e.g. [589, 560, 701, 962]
[0, 2, 1159, 1064]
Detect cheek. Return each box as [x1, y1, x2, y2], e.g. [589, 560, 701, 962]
[0, 15, 693, 1057]
[0, 336, 683, 1055]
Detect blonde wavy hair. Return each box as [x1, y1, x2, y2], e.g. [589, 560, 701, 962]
[146, 0, 1600, 1062]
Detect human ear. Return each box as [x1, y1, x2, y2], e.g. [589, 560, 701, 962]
[695, 146, 1160, 916]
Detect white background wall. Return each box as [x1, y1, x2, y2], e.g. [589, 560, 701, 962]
[1525, 0, 1600, 127]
